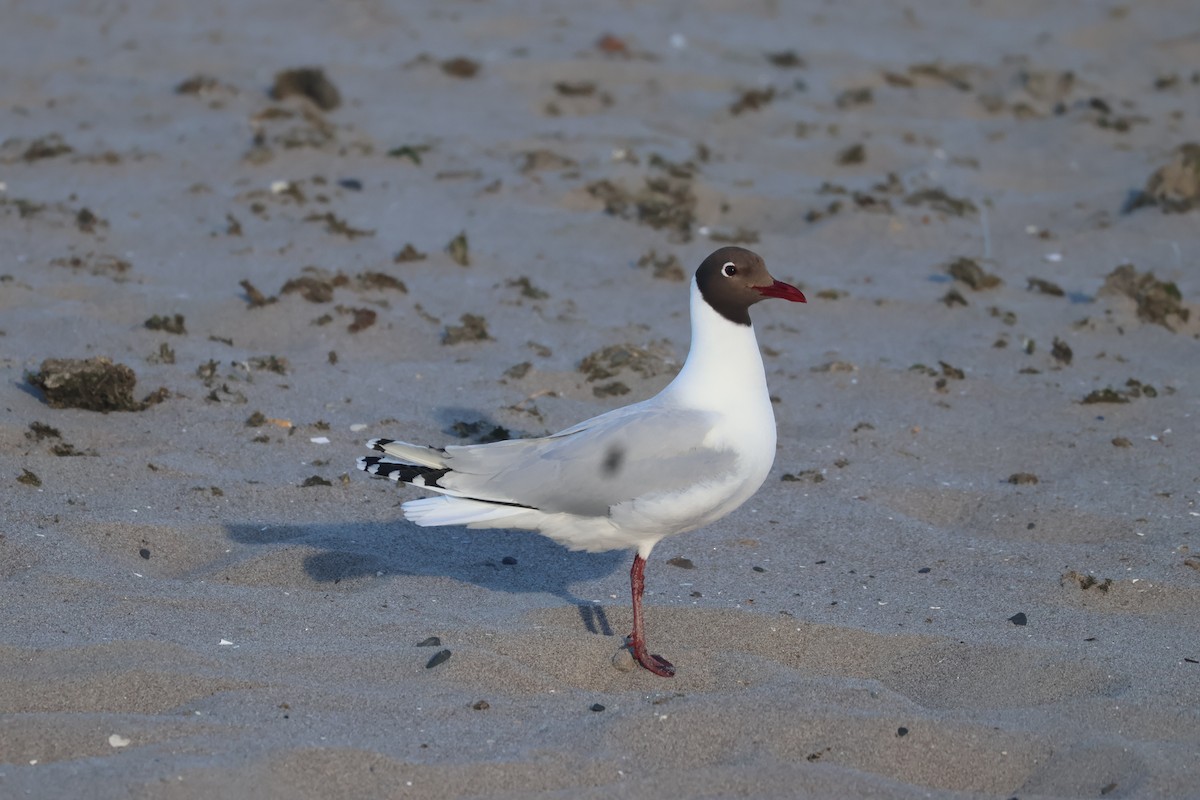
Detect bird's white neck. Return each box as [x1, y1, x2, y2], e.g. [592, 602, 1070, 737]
[662, 279, 771, 410]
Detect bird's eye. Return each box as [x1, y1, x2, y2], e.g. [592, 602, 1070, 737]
[722, 262, 737, 277]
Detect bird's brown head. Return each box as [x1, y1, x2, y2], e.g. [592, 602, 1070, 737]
[694, 247, 806, 326]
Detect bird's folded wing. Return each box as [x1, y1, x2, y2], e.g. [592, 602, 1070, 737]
[434, 403, 738, 516]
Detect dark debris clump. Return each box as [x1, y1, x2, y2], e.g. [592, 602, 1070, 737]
[28, 357, 167, 412]
[269, 67, 341, 111]
[1099, 263, 1189, 331]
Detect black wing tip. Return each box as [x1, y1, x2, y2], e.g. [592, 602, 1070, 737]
[366, 438, 395, 452]
[357, 456, 450, 488]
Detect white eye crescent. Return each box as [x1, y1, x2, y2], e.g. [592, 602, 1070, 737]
[721, 261, 737, 277]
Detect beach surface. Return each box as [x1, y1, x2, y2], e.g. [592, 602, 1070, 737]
[2, 1, 1199, 797]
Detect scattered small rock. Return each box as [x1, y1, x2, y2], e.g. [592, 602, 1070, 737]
[145, 314, 187, 335]
[441, 57, 480, 78]
[941, 288, 968, 307]
[837, 143, 866, 165]
[176, 74, 229, 95]
[590, 703, 606, 712]
[611, 647, 636, 672]
[766, 50, 805, 69]
[520, 149, 578, 173]
[75, 207, 105, 233]
[908, 61, 974, 91]
[301, 475, 332, 487]
[387, 144, 431, 164]
[18, 469, 41, 487]
[811, 361, 856, 373]
[282, 274, 339, 303]
[1127, 142, 1200, 214]
[939, 361, 965, 380]
[593, 382, 630, 398]
[1062, 570, 1112, 592]
[445, 231, 470, 266]
[554, 81, 596, 97]
[595, 33, 629, 56]
[394, 243, 428, 263]
[471, 700, 490, 710]
[426, 649, 452, 669]
[269, 67, 341, 111]
[443, 313, 491, 345]
[1081, 388, 1129, 405]
[1008, 612, 1028, 626]
[26, 422, 61, 441]
[1027, 277, 1065, 296]
[507, 276, 548, 300]
[240, 279, 275, 307]
[1050, 337, 1073, 365]
[504, 362, 532, 380]
[248, 355, 289, 375]
[1111, 437, 1132, 448]
[905, 187, 977, 216]
[344, 307, 377, 333]
[946, 257, 1001, 289]
[666, 556, 695, 569]
[835, 86, 873, 109]
[18, 134, 73, 161]
[1008, 472, 1039, 485]
[730, 86, 776, 115]
[781, 469, 825, 483]
[304, 211, 374, 239]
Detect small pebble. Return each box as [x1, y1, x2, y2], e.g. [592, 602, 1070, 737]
[896, 727, 909, 737]
[472, 700, 489, 710]
[416, 636, 442, 647]
[590, 703, 606, 712]
[425, 649, 452, 669]
[501, 556, 518, 565]
[1008, 612, 1028, 626]
[611, 648, 636, 672]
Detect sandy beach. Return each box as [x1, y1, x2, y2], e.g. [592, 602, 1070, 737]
[3, 1, 1199, 797]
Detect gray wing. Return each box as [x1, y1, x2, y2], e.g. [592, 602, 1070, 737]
[435, 401, 738, 515]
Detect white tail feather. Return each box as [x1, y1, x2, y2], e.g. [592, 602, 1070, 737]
[402, 496, 535, 528]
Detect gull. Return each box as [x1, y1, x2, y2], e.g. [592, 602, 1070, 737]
[357, 247, 805, 676]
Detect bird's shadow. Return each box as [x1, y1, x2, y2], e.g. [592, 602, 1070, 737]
[224, 518, 624, 637]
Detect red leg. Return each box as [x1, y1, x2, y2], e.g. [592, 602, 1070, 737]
[626, 553, 675, 677]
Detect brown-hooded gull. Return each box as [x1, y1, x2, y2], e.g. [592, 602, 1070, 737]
[357, 247, 806, 676]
